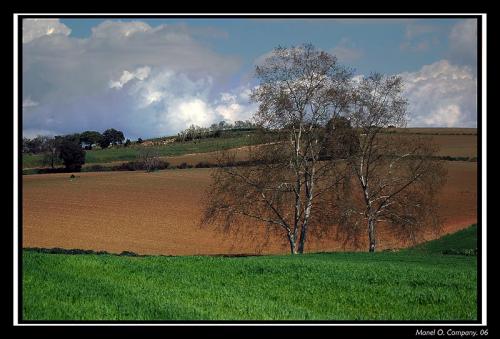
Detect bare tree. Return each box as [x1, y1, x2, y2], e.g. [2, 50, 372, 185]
[41, 137, 61, 169]
[334, 73, 447, 252]
[203, 44, 352, 254]
[138, 148, 162, 172]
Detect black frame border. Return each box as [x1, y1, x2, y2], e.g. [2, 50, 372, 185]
[13, 13, 487, 332]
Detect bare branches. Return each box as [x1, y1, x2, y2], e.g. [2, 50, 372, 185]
[137, 148, 162, 172]
[202, 44, 447, 255]
[333, 74, 446, 252]
[203, 44, 352, 255]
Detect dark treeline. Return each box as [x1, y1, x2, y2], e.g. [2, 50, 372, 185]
[22, 128, 127, 155]
[22, 128, 127, 172]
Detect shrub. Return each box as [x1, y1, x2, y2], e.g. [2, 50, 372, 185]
[29, 167, 67, 174]
[84, 164, 111, 172]
[119, 251, 139, 257]
[112, 161, 142, 171]
[137, 149, 169, 172]
[195, 161, 214, 168]
[22, 169, 40, 175]
[151, 160, 169, 171]
[111, 160, 169, 172]
[59, 138, 85, 172]
[442, 248, 477, 256]
[24, 247, 142, 257]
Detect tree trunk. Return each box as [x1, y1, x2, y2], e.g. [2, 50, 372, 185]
[298, 167, 315, 254]
[288, 234, 298, 255]
[297, 222, 308, 254]
[298, 199, 312, 254]
[50, 149, 55, 169]
[368, 218, 376, 252]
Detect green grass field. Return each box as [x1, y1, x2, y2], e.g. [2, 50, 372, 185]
[22, 133, 258, 169]
[406, 225, 477, 255]
[22, 225, 478, 321]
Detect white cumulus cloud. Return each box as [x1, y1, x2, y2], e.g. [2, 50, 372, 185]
[23, 19, 71, 43]
[91, 20, 151, 39]
[22, 20, 242, 139]
[109, 66, 151, 89]
[104, 66, 257, 138]
[449, 19, 477, 66]
[400, 60, 477, 127]
[214, 87, 257, 123]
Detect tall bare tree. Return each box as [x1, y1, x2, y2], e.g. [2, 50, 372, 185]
[42, 137, 64, 169]
[334, 73, 447, 252]
[203, 44, 353, 254]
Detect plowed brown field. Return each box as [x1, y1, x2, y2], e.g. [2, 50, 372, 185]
[22, 161, 478, 255]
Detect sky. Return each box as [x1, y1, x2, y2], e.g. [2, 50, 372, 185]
[21, 17, 479, 140]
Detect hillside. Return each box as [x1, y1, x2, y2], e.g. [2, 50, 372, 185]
[22, 130, 260, 170]
[22, 128, 478, 173]
[407, 224, 478, 255]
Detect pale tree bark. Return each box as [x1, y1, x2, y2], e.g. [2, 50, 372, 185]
[368, 217, 376, 252]
[202, 44, 352, 255]
[332, 73, 446, 252]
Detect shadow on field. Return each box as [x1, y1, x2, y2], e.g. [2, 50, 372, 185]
[23, 247, 265, 258]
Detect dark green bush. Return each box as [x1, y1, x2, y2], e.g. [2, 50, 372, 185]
[442, 248, 477, 256]
[84, 164, 111, 172]
[195, 161, 214, 168]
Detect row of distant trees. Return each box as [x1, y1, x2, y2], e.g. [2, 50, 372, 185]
[24, 134, 86, 172]
[23, 128, 128, 172]
[176, 120, 257, 142]
[23, 128, 127, 155]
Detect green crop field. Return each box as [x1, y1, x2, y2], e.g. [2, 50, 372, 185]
[22, 225, 478, 321]
[406, 224, 477, 255]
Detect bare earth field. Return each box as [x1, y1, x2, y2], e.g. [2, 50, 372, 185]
[407, 134, 477, 158]
[22, 162, 477, 255]
[383, 127, 477, 135]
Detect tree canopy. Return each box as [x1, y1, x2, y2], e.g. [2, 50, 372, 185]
[58, 136, 85, 172]
[203, 44, 446, 254]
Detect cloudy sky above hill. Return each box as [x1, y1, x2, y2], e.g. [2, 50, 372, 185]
[21, 17, 479, 139]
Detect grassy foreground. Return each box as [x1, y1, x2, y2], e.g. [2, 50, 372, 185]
[22, 226, 477, 321]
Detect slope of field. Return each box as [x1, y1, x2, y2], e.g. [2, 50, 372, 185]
[22, 248, 477, 321]
[433, 135, 477, 157]
[407, 224, 477, 254]
[22, 133, 259, 169]
[22, 162, 477, 255]
[84, 144, 252, 169]
[158, 134, 477, 168]
[381, 128, 477, 135]
[22, 128, 478, 170]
